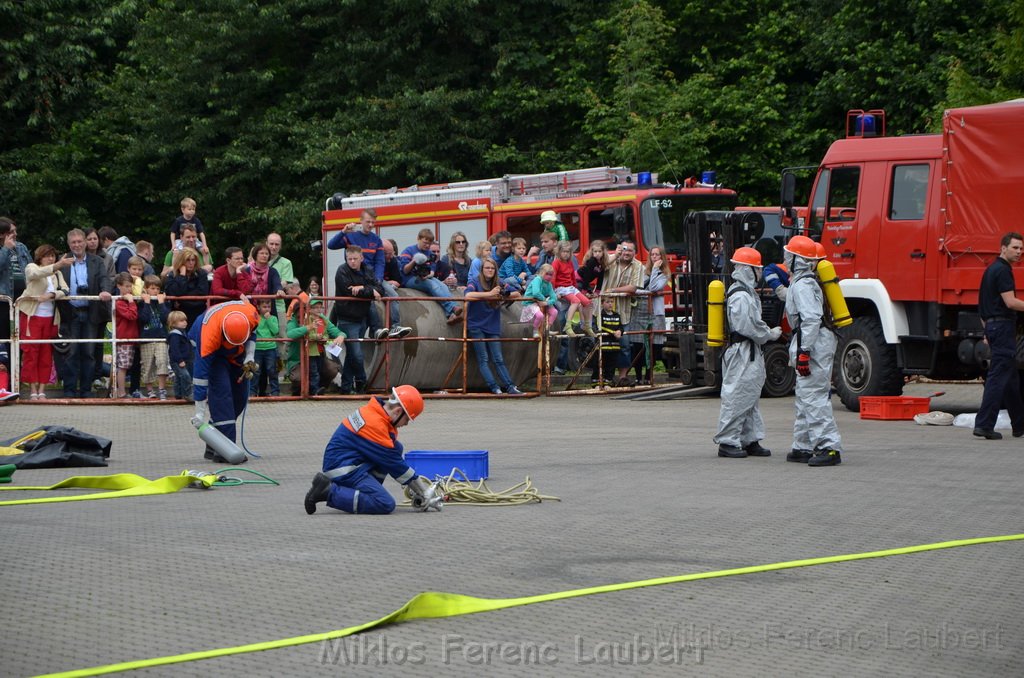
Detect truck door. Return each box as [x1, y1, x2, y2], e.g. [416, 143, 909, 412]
[810, 165, 865, 280]
[875, 163, 930, 300]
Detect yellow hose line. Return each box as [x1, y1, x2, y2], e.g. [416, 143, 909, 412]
[0, 473, 212, 506]
[39, 532, 1024, 677]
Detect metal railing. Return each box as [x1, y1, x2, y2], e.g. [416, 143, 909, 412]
[2, 290, 670, 402]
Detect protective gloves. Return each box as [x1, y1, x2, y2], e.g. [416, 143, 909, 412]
[796, 352, 811, 377]
[768, 326, 783, 342]
[412, 252, 429, 265]
[191, 399, 208, 429]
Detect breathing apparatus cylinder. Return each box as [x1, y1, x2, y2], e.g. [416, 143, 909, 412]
[707, 279, 726, 347]
[195, 422, 247, 464]
[816, 259, 852, 328]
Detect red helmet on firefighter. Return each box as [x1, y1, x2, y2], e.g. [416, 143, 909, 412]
[784, 235, 819, 259]
[814, 242, 827, 259]
[730, 247, 763, 268]
[222, 311, 251, 346]
[390, 385, 424, 421]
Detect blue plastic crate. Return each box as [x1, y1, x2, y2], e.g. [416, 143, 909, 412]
[405, 450, 489, 481]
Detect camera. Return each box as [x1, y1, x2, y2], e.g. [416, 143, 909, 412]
[76, 285, 89, 296]
[309, 240, 323, 254]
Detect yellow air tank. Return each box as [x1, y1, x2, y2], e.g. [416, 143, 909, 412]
[707, 279, 726, 346]
[816, 258, 852, 327]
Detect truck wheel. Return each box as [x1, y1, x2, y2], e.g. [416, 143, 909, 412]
[761, 342, 795, 398]
[833, 316, 902, 411]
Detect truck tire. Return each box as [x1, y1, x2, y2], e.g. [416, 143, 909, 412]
[761, 342, 795, 398]
[833, 316, 902, 411]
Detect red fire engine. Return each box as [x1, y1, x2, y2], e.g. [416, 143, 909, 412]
[782, 100, 1024, 410]
[320, 166, 739, 302]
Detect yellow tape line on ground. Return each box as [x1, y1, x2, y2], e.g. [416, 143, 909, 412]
[38, 532, 1024, 677]
[0, 473, 204, 505]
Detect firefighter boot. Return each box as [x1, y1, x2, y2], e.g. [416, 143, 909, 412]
[786, 449, 812, 463]
[744, 442, 771, 457]
[718, 444, 748, 458]
[808, 449, 842, 467]
[305, 472, 331, 515]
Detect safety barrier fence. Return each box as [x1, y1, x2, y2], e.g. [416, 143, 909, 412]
[2, 290, 669, 402]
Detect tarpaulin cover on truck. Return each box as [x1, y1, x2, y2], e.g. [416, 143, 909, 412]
[942, 100, 1024, 253]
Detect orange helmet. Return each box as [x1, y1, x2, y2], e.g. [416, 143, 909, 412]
[784, 235, 818, 259]
[730, 246, 763, 268]
[390, 385, 424, 421]
[222, 310, 252, 346]
[814, 242, 827, 259]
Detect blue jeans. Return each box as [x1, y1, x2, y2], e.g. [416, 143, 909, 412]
[468, 328, 515, 391]
[63, 307, 97, 396]
[335, 319, 368, 390]
[171, 361, 193, 400]
[406, 276, 456, 316]
[368, 282, 402, 334]
[251, 348, 279, 396]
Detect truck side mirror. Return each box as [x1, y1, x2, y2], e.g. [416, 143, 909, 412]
[780, 172, 797, 227]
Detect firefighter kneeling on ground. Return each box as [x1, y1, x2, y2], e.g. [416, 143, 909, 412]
[304, 385, 442, 515]
[784, 235, 843, 467]
[714, 247, 782, 458]
[190, 299, 261, 463]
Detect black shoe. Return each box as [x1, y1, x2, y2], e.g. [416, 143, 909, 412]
[973, 428, 1003, 440]
[718, 444, 748, 458]
[305, 472, 331, 515]
[786, 449, 812, 463]
[1014, 429, 1024, 438]
[744, 442, 771, 457]
[808, 449, 842, 466]
[203, 446, 216, 461]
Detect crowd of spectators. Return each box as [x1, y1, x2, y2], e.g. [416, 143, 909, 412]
[0, 202, 667, 400]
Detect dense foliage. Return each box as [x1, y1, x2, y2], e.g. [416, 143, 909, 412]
[2, 0, 1020, 281]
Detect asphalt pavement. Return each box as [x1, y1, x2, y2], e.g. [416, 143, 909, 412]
[1, 380, 1021, 677]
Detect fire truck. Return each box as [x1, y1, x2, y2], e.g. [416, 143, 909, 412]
[320, 166, 742, 304]
[781, 100, 1024, 410]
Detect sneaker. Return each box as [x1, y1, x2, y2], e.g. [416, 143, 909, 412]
[808, 449, 842, 467]
[158, 389, 168, 401]
[743, 442, 771, 457]
[92, 378, 106, 391]
[389, 325, 412, 338]
[130, 390, 144, 399]
[505, 386, 525, 395]
[565, 325, 578, 337]
[553, 367, 566, 375]
[446, 313, 461, 325]
[786, 449, 812, 463]
[374, 328, 390, 340]
[146, 390, 158, 399]
[490, 387, 503, 395]
[583, 326, 596, 337]
[305, 472, 332, 515]
[718, 444, 748, 458]
[0, 389, 19, 402]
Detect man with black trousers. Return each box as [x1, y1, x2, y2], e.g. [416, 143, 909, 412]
[974, 232, 1024, 439]
[59, 228, 113, 398]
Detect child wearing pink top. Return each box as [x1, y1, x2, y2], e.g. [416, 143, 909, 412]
[551, 242, 594, 337]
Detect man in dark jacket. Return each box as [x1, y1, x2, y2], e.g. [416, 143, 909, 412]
[59, 228, 113, 398]
[332, 246, 383, 394]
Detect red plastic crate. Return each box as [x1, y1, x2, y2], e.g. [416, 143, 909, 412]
[859, 396, 931, 420]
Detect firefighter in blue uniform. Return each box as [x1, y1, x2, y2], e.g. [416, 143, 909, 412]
[189, 300, 261, 462]
[304, 385, 442, 514]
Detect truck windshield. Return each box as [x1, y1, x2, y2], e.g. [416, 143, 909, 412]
[641, 195, 737, 255]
